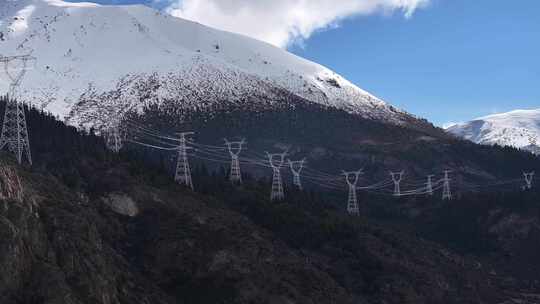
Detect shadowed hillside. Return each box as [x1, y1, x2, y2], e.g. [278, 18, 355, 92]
[0, 98, 540, 303]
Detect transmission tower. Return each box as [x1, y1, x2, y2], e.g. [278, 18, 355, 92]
[288, 158, 306, 190]
[224, 138, 245, 184]
[426, 174, 435, 195]
[390, 171, 404, 197]
[105, 124, 123, 153]
[342, 170, 363, 215]
[174, 132, 194, 190]
[0, 54, 35, 165]
[1, 54, 35, 97]
[442, 170, 452, 200]
[523, 171, 535, 190]
[266, 151, 287, 201]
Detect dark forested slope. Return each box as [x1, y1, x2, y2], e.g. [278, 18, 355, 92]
[0, 98, 540, 303]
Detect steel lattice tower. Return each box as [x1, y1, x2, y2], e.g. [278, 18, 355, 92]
[390, 171, 404, 197]
[426, 174, 435, 195]
[105, 124, 123, 153]
[523, 171, 535, 190]
[267, 152, 287, 201]
[0, 55, 35, 165]
[174, 132, 194, 190]
[288, 158, 306, 190]
[224, 138, 245, 184]
[343, 170, 363, 215]
[442, 170, 452, 200]
[0, 99, 32, 165]
[1, 54, 34, 97]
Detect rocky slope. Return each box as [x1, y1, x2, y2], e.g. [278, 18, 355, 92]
[0, 149, 533, 304]
[447, 109, 540, 154]
[0, 160, 354, 304]
[0, 0, 412, 127]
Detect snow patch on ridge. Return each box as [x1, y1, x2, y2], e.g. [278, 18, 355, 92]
[0, 0, 411, 126]
[447, 109, 540, 154]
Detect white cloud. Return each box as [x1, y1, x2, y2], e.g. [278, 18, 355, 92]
[166, 0, 431, 48]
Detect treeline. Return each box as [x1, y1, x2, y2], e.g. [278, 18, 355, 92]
[0, 96, 108, 190]
[127, 93, 540, 183]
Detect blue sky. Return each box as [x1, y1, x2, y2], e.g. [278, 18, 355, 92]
[67, 0, 539, 126]
[290, 0, 540, 126]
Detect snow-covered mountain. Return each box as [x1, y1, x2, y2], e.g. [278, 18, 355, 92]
[447, 109, 540, 154]
[0, 0, 413, 128]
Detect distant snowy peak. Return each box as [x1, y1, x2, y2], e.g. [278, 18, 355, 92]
[0, 0, 412, 126]
[447, 109, 540, 154]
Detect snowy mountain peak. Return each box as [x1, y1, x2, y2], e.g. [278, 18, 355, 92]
[447, 108, 540, 154]
[0, 0, 412, 126]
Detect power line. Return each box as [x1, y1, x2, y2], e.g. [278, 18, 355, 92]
[126, 139, 178, 151]
[122, 120, 539, 201]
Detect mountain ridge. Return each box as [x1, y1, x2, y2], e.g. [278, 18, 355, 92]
[447, 108, 540, 154]
[0, 0, 415, 128]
